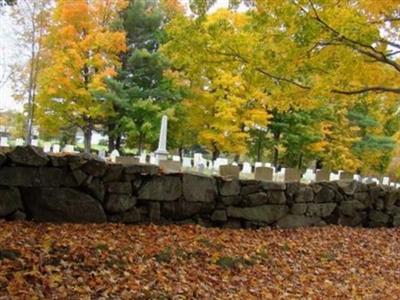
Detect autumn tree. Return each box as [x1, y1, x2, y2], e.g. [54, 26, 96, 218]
[37, 0, 127, 153]
[10, 0, 53, 145]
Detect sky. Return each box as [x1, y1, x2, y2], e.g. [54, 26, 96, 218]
[0, 0, 236, 112]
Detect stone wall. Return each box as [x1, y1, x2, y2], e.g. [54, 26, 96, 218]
[1, 146, 399, 228]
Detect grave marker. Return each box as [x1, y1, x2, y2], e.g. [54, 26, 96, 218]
[159, 160, 182, 173]
[284, 168, 301, 182]
[339, 171, 354, 182]
[316, 169, 330, 182]
[219, 165, 240, 179]
[255, 167, 273, 181]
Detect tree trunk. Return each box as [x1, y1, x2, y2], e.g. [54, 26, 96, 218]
[108, 135, 115, 153]
[137, 132, 144, 155]
[273, 131, 280, 167]
[83, 125, 92, 154]
[116, 135, 122, 151]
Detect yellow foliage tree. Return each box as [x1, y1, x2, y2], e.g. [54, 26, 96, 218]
[37, 0, 127, 152]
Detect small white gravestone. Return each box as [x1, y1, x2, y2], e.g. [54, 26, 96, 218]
[382, 177, 390, 186]
[172, 155, 181, 162]
[390, 182, 396, 187]
[52, 144, 60, 153]
[242, 162, 252, 174]
[396, 183, 400, 189]
[194, 153, 203, 167]
[110, 149, 120, 162]
[265, 162, 272, 168]
[0, 137, 9, 147]
[329, 172, 340, 181]
[302, 168, 315, 182]
[353, 174, 362, 182]
[98, 149, 106, 159]
[64, 144, 75, 153]
[139, 153, 147, 164]
[255, 162, 263, 168]
[31, 139, 39, 147]
[232, 161, 238, 166]
[43, 142, 51, 153]
[182, 157, 192, 168]
[149, 153, 157, 165]
[15, 138, 24, 146]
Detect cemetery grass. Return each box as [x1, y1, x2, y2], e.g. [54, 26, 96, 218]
[0, 222, 399, 299]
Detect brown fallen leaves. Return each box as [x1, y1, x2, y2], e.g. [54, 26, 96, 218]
[0, 222, 399, 299]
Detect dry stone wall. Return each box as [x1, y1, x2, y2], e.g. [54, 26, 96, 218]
[1, 146, 400, 228]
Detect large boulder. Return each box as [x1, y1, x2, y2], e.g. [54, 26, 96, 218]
[8, 146, 49, 167]
[338, 200, 365, 217]
[105, 182, 132, 194]
[161, 199, 215, 220]
[0, 153, 7, 167]
[226, 205, 288, 223]
[182, 173, 217, 203]
[294, 186, 314, 203]
[244, 192, 269, 207]
[277, 215, 323, 228]
[104, 194, 136, 213]
[314, 187, 336, 203]
[138, 175, 182, 201]
[306, 203, 337, 218]
[0, 167, 40, 187]
[268, 191, 286, 204]
[0, 188, 23, 217]
[38, 168, 64, 187]
[83, 178, 105, 202]
[22, 188, 106, 223]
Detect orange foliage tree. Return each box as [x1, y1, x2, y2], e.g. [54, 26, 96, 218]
[37, 0, 127, 152]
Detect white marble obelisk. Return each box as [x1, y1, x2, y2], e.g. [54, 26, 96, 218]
[155, 115, 169, 161]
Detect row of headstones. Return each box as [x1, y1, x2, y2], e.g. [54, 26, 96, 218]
[2, 141, 395, 187]
[113, 153, 398, 187]
[0, 139, 75, 154]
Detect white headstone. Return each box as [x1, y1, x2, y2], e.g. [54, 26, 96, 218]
[353, 174, 362, 182]
[265, 162, 272, 168]
[52, 144, 60, 153]
[139, 153, 147, 164]
[172, 155, 181, 162]
[302, 168, 315, 182]
[0, 137, 9, 147]
[31, 139, 39, 147]
[110, 149, 120, 162]
[242, 162, 252, 174]
[382, 177, 390, 185]
[182, 157, 192, 168]
[15, 138, 24, 146]
[155, 115, 169, 161]
[329, 172, 340, 181]
[98, 149, 106, 159]
[149, 153, 157, 165]
[43, 142, 51, 153]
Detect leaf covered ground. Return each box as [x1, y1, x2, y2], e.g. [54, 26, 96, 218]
[0, 222, 399, 299]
